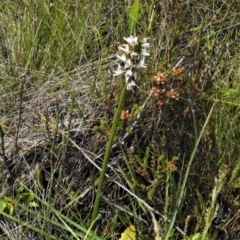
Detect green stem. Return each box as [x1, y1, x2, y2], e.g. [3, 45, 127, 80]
[91, 81, 127, 223]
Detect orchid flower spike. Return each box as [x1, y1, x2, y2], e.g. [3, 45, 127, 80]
[113, 35, 150, 91]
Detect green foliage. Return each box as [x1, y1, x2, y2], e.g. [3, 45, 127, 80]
[94, 119, 111, 136]
[230, 157, 240, 188]
[0, 198, 14, 215]
[135, 146, 151, 176]
[0, 0, 109, 79]
[184, 233, 202, 240]
[128, 0, 140, 34]
[184, 165, 230, 240]
[128, 147, 178, 206]
[119, 225, 136, 240]
[201, 167, 228, 238]
[1, 187, 104, 240]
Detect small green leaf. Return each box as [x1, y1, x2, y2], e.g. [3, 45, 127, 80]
[128, 0, 139, 34]
[0, 199, 14, 215]
[29, 202, 39, 207]
[69, 190, 75, 196]
[119, 225, 136, 240]
[7, 203, 14, 215]
[0, 199, 8, 213]
[18, 193, 34, 202]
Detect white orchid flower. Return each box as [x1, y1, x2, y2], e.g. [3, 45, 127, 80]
[113, 64, 125, 77]
[141, 38, 150, 48]
[130, 51, 139, 59]
[127, 80, 138, 91]
[116, 53, 128, 62]
[123, 59, 133, 69]
[136, 57, 147, 69]
[123, 36, 138, 47]
[140, 48, 150, 57]
[119, 44, 131, 54]
[125, 69, 133, 82]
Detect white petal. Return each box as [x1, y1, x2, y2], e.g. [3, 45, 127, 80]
[130, 51, 139, 59]
[123, 36, 138, 46]
[127, 80, 138, 91]
[113, 65, 125, 77]
[136, 57, 147, 68]
[141, 48, 150, 56]
[125, 69, 133, 82]
[141, 38, 150, 48]
[124, 59, 132, 69]
[141, 42, 150, 48]
[116, 53, 127, 62]
[119, 44, 131, 54]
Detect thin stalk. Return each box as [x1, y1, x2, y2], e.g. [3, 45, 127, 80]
[164, 169, 171, 217]
[190, 97, 198, 143]
[48, 98, 60, 199]
[91, 81, 127, 223]
[9, 77, 25, 192]
[0, 126, 15, 185]
[164, 102, 216, 239]
[44, 98, 60, 233]
[14, 78, 25, 157]
[56, 94, 74, 193]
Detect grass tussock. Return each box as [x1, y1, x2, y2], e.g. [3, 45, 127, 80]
[0, 0, 240, 239]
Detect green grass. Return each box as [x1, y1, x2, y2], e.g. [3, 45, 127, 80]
[0, 0, 240, 239]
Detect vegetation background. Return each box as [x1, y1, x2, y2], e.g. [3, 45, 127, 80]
[0, 0, 239, 239]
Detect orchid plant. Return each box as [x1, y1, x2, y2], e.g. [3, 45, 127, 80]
[91, 36, 150, 225]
